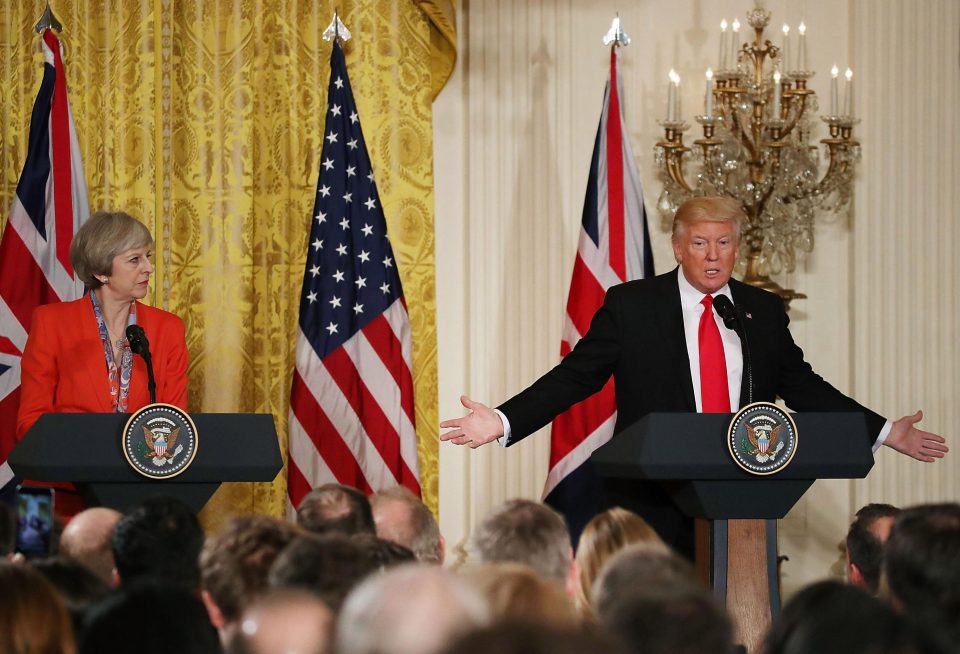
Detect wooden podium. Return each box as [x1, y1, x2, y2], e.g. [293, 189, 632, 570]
[591, 412, 874, 651]
[9, 412, 283, 512]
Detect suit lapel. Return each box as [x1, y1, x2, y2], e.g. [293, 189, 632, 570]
[655, 268, 696, 411]
[730, 280, 755, 408]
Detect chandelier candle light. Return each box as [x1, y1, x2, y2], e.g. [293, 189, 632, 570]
[655, 2, 861, 305]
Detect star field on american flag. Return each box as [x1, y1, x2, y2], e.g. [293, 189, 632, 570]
[298, 48, 402, 359]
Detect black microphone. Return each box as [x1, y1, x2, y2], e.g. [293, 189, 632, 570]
[126, 325, 157, 404]
[711, 294, 753, 404]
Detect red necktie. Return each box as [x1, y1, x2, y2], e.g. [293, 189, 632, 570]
[699, 295, 730, 413]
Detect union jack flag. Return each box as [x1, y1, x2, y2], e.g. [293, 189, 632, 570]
[0, 31, 89, 490]
[287, 40, 420, 508]
[543, 47, 653, 540]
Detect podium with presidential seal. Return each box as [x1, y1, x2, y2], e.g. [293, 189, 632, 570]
[590, 404, 875, 652]
[8, 405, 283, 512]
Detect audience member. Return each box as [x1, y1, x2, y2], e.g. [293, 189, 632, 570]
[81, 581, 221, 654]
[200, 515, 301, 642]
[371, 485, 444, 563]
[228, 589, 333, 654]
[351, 532, 417, 568]
[31, 557, 111, 637]
[470, 499, 574, 590]
[0, 560, 76, 654]
[574, 506, 665, 620]
[845, 503, 900, 594]
[591, 542, 697, 619]
[336, 564, 489, 654]
[296, 483, 375, 536]
[600, 586, 734, 654]
[763, 580, 932, 654]
[461, 562, 578, 627]
[268, 534, 378, 612]
[112, 495, 204, 588]
[438, 620, 625, 654]
[59, 507, 122, 585]
[882, 503, 960, 651]
[0, 501, 16, 558]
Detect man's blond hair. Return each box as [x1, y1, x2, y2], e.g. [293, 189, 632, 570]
[671, 196, 745, 239]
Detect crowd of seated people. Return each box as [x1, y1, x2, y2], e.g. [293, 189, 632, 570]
[0, 490, 957, 654]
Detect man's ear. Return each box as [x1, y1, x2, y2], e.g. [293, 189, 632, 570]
[438, 534, 446, 565]
[847, 561, 866, 589]
[111, 567, 121, 589]
[201, 589, 226, 629]
[564, 548, 579, 598]
[671, 236, 683, 263]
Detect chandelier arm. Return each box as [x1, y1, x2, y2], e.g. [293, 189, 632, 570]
[728, 103, 759, 162]
[777, 93, 808, 141]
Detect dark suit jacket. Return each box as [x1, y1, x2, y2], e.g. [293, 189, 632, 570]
[16, 297, 189, 438]
[499, 267, 886, 446]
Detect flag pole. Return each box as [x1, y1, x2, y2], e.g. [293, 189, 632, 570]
[34, 1, 63, 33]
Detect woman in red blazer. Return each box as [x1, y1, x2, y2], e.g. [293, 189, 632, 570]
[17, 211, 188, 439]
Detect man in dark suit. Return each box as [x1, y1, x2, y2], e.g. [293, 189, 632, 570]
[441, 197, 947, 550]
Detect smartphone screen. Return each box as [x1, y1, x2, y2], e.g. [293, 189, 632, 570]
[16, 486, 55, 558]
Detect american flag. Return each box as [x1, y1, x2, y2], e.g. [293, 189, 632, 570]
[542, 47, 653, 539]
[0, 31, 89, 490]
[287, 40, 420, 508]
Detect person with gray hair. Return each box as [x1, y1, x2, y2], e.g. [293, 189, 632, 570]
[371, 485, 444, 564]
[335, 564, 488, 654]
[591, 542, 698, 619]
[59, 507, 122, 585]
[470, 499, 573, 589]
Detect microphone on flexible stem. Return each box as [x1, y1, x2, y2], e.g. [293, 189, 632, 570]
[712, 295, 753, 405]
[126, 325, 157, 404]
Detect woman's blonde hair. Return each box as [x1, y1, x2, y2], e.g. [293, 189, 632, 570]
[70, 211, 153, 289]
[0, 561, 76, 654]
[573, 507, 666, 621]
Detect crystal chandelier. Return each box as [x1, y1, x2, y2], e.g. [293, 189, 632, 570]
[654, 3, 860, 305]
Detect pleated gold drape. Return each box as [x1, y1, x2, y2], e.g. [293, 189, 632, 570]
[0, 1, 455, 530]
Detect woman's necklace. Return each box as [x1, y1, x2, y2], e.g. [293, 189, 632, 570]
[105, 324, 127, 356]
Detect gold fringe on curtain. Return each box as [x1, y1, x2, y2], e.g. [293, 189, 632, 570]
[0, 0, 456, 531]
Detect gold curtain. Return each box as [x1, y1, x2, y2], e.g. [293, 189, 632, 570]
[0, 0, 454, 531]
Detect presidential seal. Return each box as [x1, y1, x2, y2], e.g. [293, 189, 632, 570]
[727, 402, 798, 476]
[122, 403, 198, 480]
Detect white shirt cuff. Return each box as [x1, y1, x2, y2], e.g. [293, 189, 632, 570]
[494, 409, 511, 447]
[873, 420, 892, 453]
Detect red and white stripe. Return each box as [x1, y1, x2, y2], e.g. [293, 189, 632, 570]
[0, 31, 89, 489]
[287, 299, 420, 509]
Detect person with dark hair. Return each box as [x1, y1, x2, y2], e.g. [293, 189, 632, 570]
[471, 499, 573, 590]
[112, 495, 204, 589]
[763, 580, 932, 654]
[267, 534, 378, 612]
[0, 560, 76, 654]
[882, 503, 960, 650]
[0, 501, 15, 558]
[372, 485, 444, 563]
[438, 621, 624, 654]
[200, 515, 302, 643]
[599, 586, 735, 654]
[31, 557, 111, 638]
[296, 483, 375, 536]
[845, 503, 900, 594]
[81, 581, 221, 654]
[350, 533, 417, 569]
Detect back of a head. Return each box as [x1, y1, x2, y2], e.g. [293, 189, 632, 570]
[883, 503, 960, 642]
[438, 621, 624, 654]
[845, 503, 900, 594]
[60, 507, 123, 585]
[471, 499, 570, 583]
[0, 501, 15, 556]
[592, 542, 697, 619]
[297, 484, 375, 536]
[336, 564, 489, 654]
[268, 534, 378, 612]
[764, 580, 931, 654]
[81, 581, 221, 654]
[575, 507, 665, 618]
[228, 589, 333, 654]
[0, 561, 76, 654]
[461, 563, 578, 628]
[200, 515, 302, 624]
[112, 496, 204, 589]
[371, 485, 443, 563]
[31, 557, 111, 635]
[600, 586, 734, 654]
[350, 533, 417, 568]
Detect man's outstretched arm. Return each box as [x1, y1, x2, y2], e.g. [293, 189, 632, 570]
[884, 410, 948, 462]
